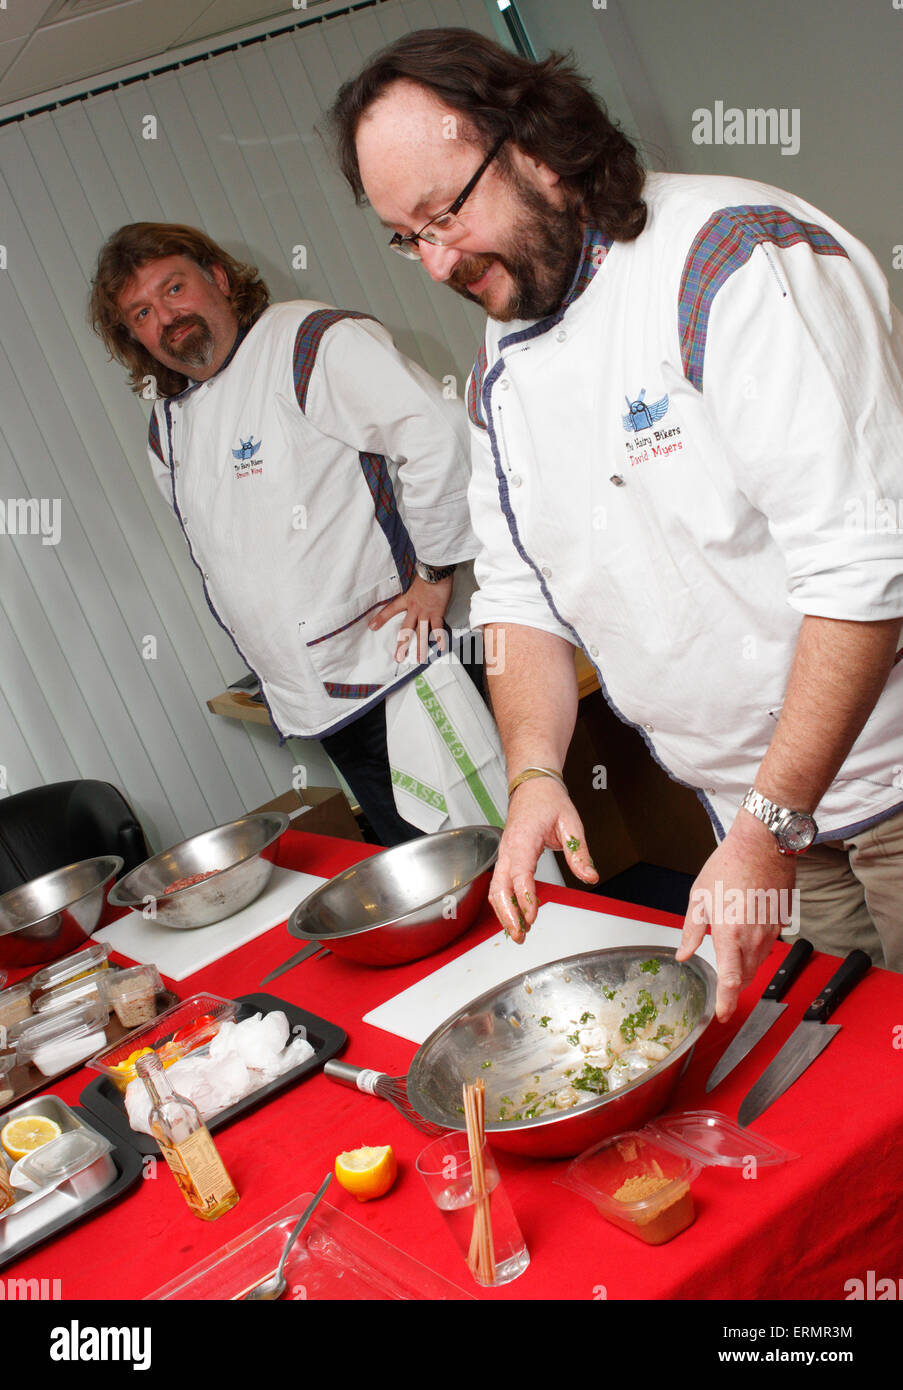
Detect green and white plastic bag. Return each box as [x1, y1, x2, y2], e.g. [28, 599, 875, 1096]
[385, 650, 563, 885]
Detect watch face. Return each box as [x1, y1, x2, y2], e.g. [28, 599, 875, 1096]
[779, 814, 817, 853]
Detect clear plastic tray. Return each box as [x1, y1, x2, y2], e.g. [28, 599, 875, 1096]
[12, 1128, 115, 1199]
[0, 1095, 118, 1251]
[30, 942, 112, 994]
[10, 999, 110, 1076]
[149, 1191, 474, 1301]
[34, 971, 108, 1016]
[87, 993, 237, 1092]
[0, 982, 34, 1036]
[558, 1109, 797, 1244]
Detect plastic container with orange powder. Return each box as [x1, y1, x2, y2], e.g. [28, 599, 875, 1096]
[558, 1110, 796, 1245]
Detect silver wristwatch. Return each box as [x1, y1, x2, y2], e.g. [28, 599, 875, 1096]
[740, 787, 818, 855]
[415, 560, 456, 584]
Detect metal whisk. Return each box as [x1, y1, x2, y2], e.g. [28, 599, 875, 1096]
[324, 1060, 450, 1137]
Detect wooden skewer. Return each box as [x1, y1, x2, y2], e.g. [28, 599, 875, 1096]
[463, 1079, 495, 1283]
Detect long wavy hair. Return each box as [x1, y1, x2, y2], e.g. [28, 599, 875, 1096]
[328, 27, 647, 242]
[89, 223, 270, 397]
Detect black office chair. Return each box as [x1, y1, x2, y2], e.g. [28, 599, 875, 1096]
[0, 779, 150, 895]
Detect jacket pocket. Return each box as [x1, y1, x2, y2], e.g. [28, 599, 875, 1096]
[303, 578, 407, 699]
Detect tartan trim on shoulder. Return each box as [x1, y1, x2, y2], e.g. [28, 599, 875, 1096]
[678, 205, 849, 391]
[148, 408, 165, 464]
[358, 451, 416, 589]
[323, 681, 383, 700]
[293, 309, 378, 412]
[467, 342, 489, 429]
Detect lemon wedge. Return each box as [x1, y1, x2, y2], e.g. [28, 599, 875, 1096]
[2, 1114, 62, 1161]
[334, 1145, 397, 1202]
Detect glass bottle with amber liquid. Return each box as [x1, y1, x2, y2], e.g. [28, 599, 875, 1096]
[136, 1053, 239, 1221]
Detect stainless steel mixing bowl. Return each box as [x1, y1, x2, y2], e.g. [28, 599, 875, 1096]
[0, 856, 124, 968]
[107, 812, 289, 929]
[406, 946, 717, 1158]
[287, 824, 502, 965]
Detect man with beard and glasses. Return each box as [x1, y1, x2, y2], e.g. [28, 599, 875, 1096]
[330, 28, 903, 1021]
[89, 222, 485, 847]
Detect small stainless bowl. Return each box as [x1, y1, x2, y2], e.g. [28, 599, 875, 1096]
[407, 946, 717, 1158]
[0, 856, 124, 969]
[107, 812, 288, 929]
[287, 824, 502, 965]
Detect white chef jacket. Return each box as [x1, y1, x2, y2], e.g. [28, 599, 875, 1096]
[467, 172, 903, 839]
[148, 301, 477, 738]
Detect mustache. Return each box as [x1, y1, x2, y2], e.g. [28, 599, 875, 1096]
[448, 253, 502, 293]
[160, 314, 209, 353]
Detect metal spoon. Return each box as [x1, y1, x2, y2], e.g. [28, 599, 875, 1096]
[243, 1172, 333, 1300]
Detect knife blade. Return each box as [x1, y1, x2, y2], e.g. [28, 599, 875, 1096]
[737, 949, 872, 1127]
[259, 941, 327, 985]
[705, 937, 814, 1092]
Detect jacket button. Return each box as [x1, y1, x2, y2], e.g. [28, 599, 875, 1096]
[556, 329, 567, 342]
[610, 475, 625, 487]
[541, 566, 552, 578]
[644, 723, 654, 733]
[510, 474, 522, 488]
[589, 645, 599, 657]
[499, 379, 510, 391]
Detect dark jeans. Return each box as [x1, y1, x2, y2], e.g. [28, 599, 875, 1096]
[319, 657, 487, 848]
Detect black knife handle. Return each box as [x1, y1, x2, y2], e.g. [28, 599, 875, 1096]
[762, 937, 814, 1002]
[803, 949, 872, 1024]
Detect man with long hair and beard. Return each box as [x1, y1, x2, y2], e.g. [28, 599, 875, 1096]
[330, 28, 903, 1020]
[90, 222, 480, 846]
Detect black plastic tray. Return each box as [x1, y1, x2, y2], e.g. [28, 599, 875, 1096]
[0, 1104, 144, 1271]
[78, 993, 346, 1157]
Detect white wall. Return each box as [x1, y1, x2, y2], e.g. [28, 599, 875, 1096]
[518, 0, 903, 304]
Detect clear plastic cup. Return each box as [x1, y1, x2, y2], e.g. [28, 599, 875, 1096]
[415, 1133, 529, 1287]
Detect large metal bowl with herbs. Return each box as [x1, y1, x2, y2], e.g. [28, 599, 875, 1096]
[406, 946, 717, 1158]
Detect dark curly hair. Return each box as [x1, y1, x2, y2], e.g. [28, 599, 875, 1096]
[328, 27, 647, 242]
[89, 222, 270, 397]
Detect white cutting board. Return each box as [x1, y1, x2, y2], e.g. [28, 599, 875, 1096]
[364, 900, 717, 1044]
[96, 865, 325, 981]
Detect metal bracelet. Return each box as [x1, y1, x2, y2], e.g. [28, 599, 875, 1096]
[507, 766, 567, 799]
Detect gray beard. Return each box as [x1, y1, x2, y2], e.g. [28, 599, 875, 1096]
[162, 318, 216, 370]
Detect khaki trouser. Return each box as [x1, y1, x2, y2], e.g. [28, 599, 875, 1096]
[785, 806, 903, 971]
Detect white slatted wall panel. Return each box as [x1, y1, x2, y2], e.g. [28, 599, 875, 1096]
[0, 0, 495, 850]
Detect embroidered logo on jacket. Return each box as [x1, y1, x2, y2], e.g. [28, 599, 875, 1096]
[622, 389, 669, 432]
[232, 435, 263, 477]
[621, 388, 683, 465]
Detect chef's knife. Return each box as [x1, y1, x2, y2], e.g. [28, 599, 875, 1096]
[737, 949, 872, 1127]
[705, 937, 814, 1092]
[259, 941, 328, 985]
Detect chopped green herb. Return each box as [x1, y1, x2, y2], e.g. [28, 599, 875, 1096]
[539, 1016, 551, 1028]
[566, 1031, 580, 1046]
[566, 836, 581, 852]
[571, 1063, 610, 1096]
[602, 987, 616, 1001]
[579, 1011, 595, 1024]
[620, 987, 657, 1043]
[481, 1060, 492, 1068]
[640, 959, 661, 975]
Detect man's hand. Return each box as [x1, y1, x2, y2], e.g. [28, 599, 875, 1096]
[489, 778, 598, 942]
[368, 573, 454, 664]
[677, 811, 796, 1022]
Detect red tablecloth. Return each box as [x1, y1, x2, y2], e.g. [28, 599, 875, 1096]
[4, 829, 903, 1301]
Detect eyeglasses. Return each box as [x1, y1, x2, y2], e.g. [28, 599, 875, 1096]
[388, 135, 506, 260]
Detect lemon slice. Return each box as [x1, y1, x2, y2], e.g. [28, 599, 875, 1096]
[1, 1115, 62, 1160]
[334, 1145, 397, 1202]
